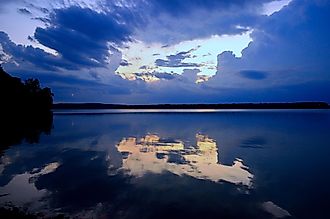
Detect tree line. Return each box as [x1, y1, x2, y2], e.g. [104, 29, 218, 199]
[0, 65, 53, 112]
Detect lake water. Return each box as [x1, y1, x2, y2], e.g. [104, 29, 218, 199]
[0, 110, 330, 218]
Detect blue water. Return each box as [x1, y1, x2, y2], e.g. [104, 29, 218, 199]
[0, 110, 330, 218]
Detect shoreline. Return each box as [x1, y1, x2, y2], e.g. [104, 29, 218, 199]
[52, 102, 330, 110]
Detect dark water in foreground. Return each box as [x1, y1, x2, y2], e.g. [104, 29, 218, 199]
[0, 110, 330, 219]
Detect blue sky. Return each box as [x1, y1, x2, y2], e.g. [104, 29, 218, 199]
[0, 0, 329, 103]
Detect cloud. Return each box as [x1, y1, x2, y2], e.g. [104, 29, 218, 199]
[32, 17, 51, 24]
[117, 33, 251, 78]
[119, 59, 131, 66]
[93, 0, 276, 44]
[132, 0, 272, 44]
[17, 8, 32, 15]
[51, 6, 132, 43]
[147, 0, 269, 12]
[181, 69, 201, 83]
[155, 50, 201, 68]
[218, 0, 330, 77]
[212, 0, 330, 90]
[1, 0, 330, 104]
[27, 3, 49, 14]
[33, 6, 133, 69]
[239, 70, 268, 80]
[5, 66, 135, 102]
[1, 5, 136, 71]
[154, 72, 176, 80]
[1, 0, 264, 73]
[0, 31, 78, 71]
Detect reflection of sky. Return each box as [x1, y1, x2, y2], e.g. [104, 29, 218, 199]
[117, 134, 253, 186]
[0, 132, 253, 215]
[0, 173, 46, 206]
[0, 162, 59, 210]
[0, 111, 330, 218]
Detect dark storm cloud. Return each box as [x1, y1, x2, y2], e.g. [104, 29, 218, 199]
[52, 6, 131, 43]
[145, 0, 270, 16]
[2, 4, 136, 71]
[2, 0, 272, 72]
[0, 31, 78, 71]
[215, 0, 330, 87]
[239, 70, 268, 80]
[34, 27, 108, 68]
[155, 50, 201, 68]
[33, 6, 132, 68]
[132, 0, 273, 43]
[96, 0, 273, 44]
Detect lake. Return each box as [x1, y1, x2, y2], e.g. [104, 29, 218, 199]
[1, 110, 330, 219]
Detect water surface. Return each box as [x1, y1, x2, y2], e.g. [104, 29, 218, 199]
[0, 110, 329, 218]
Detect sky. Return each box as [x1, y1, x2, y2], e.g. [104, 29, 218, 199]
[0, 0, 329, 104]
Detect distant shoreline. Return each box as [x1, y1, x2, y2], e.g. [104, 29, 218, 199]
[53, 102, 330, 110]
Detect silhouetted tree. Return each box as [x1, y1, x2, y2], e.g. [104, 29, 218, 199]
[0, 65, 54, 152]
[0, 65, 53, 112]
[25, 78, 41, 93]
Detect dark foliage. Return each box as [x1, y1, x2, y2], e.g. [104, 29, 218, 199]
[0, 66, 54, 153]
[0, 207, 67, 219]
[0, 110, 53, 153]
[0, 207, 37, 219]
[0, 65, 53, 112]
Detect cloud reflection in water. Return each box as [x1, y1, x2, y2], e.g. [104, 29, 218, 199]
[117, 133, 253, 186]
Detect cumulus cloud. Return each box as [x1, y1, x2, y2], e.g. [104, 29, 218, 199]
[212, 0, 330, 90]
[217, 0, 330, 78]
